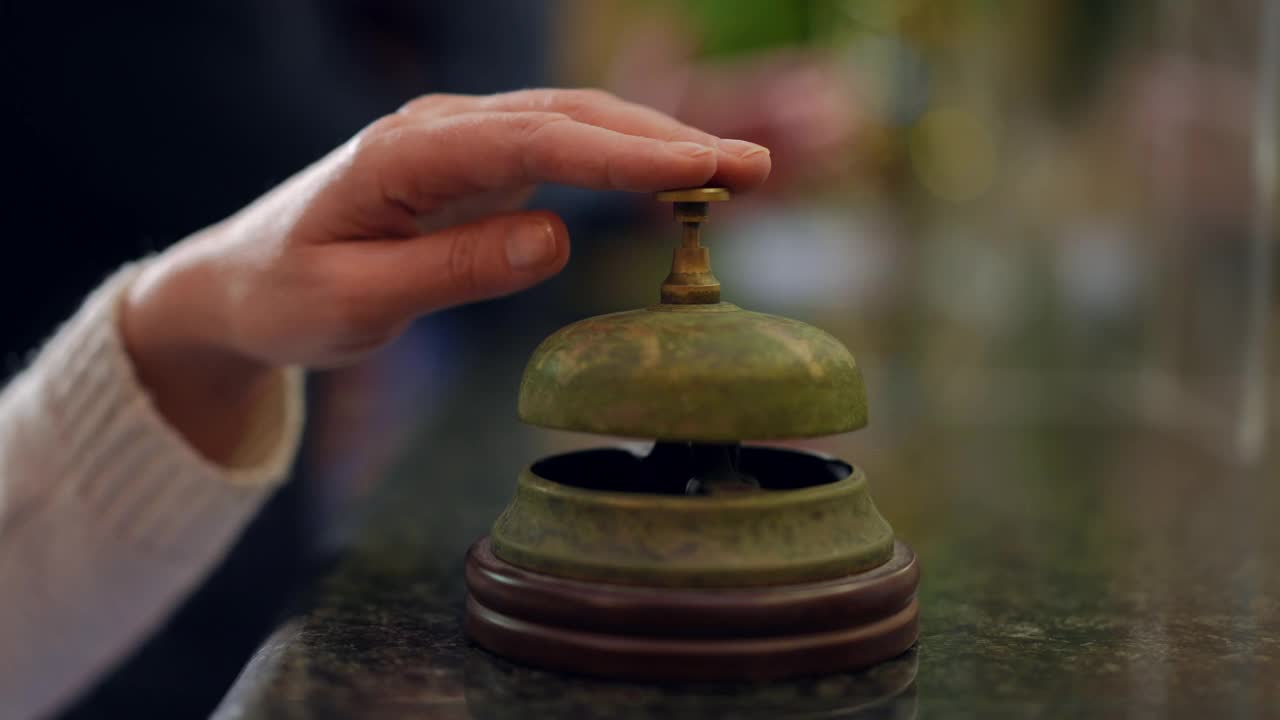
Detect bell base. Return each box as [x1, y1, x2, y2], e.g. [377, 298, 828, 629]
[464, 537, 920, 681]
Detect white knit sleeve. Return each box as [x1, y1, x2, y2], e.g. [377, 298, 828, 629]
[0, 264, 305, 720]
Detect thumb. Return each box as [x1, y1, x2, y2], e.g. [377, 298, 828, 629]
[358, 210, 570, 317]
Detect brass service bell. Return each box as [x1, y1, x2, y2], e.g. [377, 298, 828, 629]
[463, 189, 920, 681]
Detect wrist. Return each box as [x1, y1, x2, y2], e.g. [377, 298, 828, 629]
[120, 241, 279, 466]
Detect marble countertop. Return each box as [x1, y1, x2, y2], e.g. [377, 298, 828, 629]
[213, 366, 1280, 718]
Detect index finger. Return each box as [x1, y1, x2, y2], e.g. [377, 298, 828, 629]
[361, 111, 743, 214]
[401, 89, 772, 191]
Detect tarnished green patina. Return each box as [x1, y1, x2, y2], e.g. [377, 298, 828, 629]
[517, 303, 868, 441]
[500, 188, 891, 588]
[490, 453, 895, 587]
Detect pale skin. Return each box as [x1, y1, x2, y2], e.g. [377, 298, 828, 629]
[119, 89, 771, 464]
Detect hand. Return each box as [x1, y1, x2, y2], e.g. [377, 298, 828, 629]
[119, 89, 771, 463]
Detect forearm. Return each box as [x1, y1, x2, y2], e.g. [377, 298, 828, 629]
[0, 264, 304, 719]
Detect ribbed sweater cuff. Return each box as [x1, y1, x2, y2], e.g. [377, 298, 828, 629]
[30, 263, 305, 558]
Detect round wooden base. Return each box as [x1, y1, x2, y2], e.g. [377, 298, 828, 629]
[464, 537, 920, 681]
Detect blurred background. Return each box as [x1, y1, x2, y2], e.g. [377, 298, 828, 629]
[2, 0, 1277, 716]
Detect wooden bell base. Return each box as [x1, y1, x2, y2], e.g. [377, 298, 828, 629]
[463, 537, 920, 681]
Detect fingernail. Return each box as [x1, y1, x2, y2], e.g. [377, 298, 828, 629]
[668, 141, 716, 158]
[507, 222, 557, 270]
[717, 139, 771, 159]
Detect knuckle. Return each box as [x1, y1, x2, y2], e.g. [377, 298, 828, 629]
[552, 88, 615, 115]
[348, 116, 438, 185]
[396, 92, 458, 116]
[511, 113, 574, 181]
[350, 114, 406, 159]
[396, 96, 430, 115]
[563, 87, 615, 105]
[447, 231, 481, 299]
[365, 113, 407, 137]
[492, 87, 545, 108]
[508, 110, 571, 137]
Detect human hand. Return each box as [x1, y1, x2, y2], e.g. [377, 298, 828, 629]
[119, 89, 771, 462]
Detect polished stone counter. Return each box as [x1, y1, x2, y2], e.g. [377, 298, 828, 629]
[214, 388, 1280, 718]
